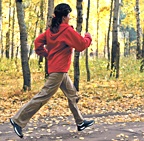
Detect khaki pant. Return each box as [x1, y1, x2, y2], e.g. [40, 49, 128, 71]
[12, 73, 84, 128]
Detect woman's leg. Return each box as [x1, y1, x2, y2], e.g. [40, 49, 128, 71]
[12, 73, 64, 128]
[60, 73, 84, 124]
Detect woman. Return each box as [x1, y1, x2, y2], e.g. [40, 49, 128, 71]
[10, 3, 94, 138]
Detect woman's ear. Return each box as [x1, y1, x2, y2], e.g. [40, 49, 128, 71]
[62, 17, 65, 20]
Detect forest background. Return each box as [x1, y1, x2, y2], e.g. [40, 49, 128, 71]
[0, 0, 144, 124]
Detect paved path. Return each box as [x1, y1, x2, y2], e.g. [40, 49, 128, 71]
[0, 113, 144, 141]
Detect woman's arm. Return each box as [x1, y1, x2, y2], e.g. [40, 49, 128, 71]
[34, 32, 48, 57]
[64, 27, 92, 52]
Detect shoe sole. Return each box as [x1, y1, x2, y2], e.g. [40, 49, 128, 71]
[10, 118, 23, 138]
[78, 121, 94, 131]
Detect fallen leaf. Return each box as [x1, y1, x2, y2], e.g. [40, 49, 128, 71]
[79, 137, 85, 140]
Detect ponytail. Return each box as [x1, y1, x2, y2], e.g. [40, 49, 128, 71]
[50, 16, 62, 33]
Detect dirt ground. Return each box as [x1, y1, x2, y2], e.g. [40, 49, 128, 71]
[0, 112, 144, 141]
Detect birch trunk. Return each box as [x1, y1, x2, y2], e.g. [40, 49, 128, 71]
[46, 0, 54, 29]
[140, 28, 144, 72]
[28, 6, 39, 60]
[142, 28, 144, 58]
[74, 0, 83, 91]
[135, 0, 141, 59]
[40, 0, 44, 33]
[96, 0, 99, 57]
[110, 0, 120, 78]
[85, 0, 90, 81]
[6, 0, 11, 59]
[16, 0, 31, 91]
[107, 0, 113, 70]
[38, 0, 44, 68]
[11, 4, 15, 59]
[45, 0, 54, 78]
[0, 0, 2, 58]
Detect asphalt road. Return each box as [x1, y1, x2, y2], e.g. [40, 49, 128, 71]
[0, 113, 144, 141]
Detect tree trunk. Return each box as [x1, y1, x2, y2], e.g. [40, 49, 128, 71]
[28, 6, 39, 60]
[38, 0, 44, 69]
[46, 0, 54, 29]
[74, 51, 80, 91]
[128, 30, 131, 56]
[104, 33, 107, 58]
[107, 0, 113, 70]
[38, 4, 44, 68]
[0, 0, 3, 58]
[136, 0, 142, 59]
[15, 45, 19, 60]
[6, 31, 10, 58]
[45, 0, 54, 78]
[11, 4, 15, 59]
[140, 28, 144, 72]
[142, 28, 144, 58]
[85, 0, 90, 82]
[16, 0, 31, 91]
[115, 42, 120, 78]
[96, 0, 99, 58]
[6, 0, 11, 59]
[123, 30, 127, 57]
[110, 0, 120, 78]
[74, 0, 83, 91]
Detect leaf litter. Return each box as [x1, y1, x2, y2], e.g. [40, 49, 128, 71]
[0, 58, 144, 141]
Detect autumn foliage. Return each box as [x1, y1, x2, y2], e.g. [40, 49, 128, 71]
[0, 57, 143, 123]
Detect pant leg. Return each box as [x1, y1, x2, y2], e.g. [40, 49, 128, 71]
[12, 73, 64, 128]
[60, 73, 84, 124]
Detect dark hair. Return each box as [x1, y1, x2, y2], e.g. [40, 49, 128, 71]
[50, 3, 72, 33]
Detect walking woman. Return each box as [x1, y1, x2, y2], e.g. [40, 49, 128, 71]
[10, 3, 94, 138]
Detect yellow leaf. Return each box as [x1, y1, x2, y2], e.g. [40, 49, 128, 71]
[79, 137, 85, 140]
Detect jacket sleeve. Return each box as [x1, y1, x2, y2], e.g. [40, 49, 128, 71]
[34, 32, 48, 57]
[64, 27, 92, 52]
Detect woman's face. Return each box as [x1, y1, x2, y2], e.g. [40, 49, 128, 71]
[62, 13, 70, 24]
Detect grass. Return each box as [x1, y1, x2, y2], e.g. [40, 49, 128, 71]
[0, 56, 143, 98]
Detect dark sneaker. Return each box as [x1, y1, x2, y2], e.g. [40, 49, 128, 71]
[10, 118, 23, 138]
[77, 120, 94, 131]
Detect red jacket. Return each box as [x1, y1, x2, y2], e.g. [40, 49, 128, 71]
[34, 23, 92, 74]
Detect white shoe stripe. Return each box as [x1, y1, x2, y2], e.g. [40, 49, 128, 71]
[87, 121, 94, 127]
[14, 127, 21, 137]
[80, 126, 85, 130]
[77, 122, 84, 126]
[10, 119, 15, 125]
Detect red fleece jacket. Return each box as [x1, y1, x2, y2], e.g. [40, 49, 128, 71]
[34, 23, 92, 74]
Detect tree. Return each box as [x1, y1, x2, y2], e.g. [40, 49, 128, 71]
[140, 27, 144, 72]
[110, 0, 120, 78]
[11, 3, 15, 59]
[0, 0, 3, 58]
[16, 0, 31, 91]
[107, 0, 113, 70]
[85, 0, 90, 81]
[142, 28, 144, 58]
[44, 0, 54, 78]
[38, 0, 45, 67]
[96, 0, 99, 57]
[135, 0, 142, 59]
[6, 0, 11, 59]
[46, 0, 54, 29]
[0, 0, 1, 34]
[74, 0, 83, 91]
[28, 6, 39, 60]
